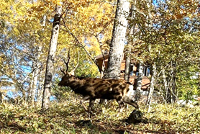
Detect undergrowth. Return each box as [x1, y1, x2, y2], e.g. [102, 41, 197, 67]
[0, 92, 200, 134]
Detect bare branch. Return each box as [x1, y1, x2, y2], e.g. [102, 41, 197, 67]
[70, 51, 80, 75]
[61, 19, 97, 66]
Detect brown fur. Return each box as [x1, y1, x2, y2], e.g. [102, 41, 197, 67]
[58, 73, 139, 117]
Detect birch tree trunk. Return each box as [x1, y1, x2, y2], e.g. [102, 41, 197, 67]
[30, 67, 36, 104]
[30, 46, 42, 106]
[124, 4, 136, 82]
[36, 74, 43, 107]
[42, 5, 62, 110]
[147, 63, 156, 113]
[124, 50, 131, 81]
[135, 62, 144, 101]
[171, 61, 177, 103]
[161, 66, 168, 104]
[106, 0, 130, 79]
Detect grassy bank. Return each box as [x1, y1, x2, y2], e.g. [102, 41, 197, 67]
[0, 94, 200, 134]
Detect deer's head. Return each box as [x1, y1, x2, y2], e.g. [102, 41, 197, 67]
[58, 50, 79, 86]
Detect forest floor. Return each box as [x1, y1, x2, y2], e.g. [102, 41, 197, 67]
[0, 92, 200, 134]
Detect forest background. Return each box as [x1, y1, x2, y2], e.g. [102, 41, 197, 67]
[0, 0, 200, 133]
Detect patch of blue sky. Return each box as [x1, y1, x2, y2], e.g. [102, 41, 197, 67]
[50, 95, 56, 101]
[153, 23, 161, 30]
[124, 38, 128, 45]
[6, 91, 14, 98]
[1, 85, 15, 90]
[6, 49, 13, 56]
[50, 18, 54, 23]
[15, 44, 24, 50]
[84, 38, 90, 47]
[23, 81, 30, 89]
[3, 86, 26, 99]
[153, 0, 167, 8]
[98, 33, 104, 40]
[17, 91, 23, 97]
[153, 0, 159, 6]
[21, 65, 32, 73]
[5, 90, 22, 99]
[153, 0, 162, 7]
[0, 75, 10, 79]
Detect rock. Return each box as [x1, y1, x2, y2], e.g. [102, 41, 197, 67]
[126, 109, 143, 124]
[75, 120, 92, 126]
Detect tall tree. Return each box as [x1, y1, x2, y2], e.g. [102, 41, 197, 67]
[106, 0, 130, 79]
[30, 46, 42, 106]
[135, 62, 144, 100]
[42, 4, 62, 110]
[124, 3, 136, 82]
[147, 62, 157, 112]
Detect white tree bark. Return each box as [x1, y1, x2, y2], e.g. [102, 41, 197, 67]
[42, 5, 62, 110]
[161, 66, 168, 103]
[135, 62, 144, 101]
[124, 50, 131, 81]
[30, 46, 42, 106]
[124, 4, 136, 82]
[147, 63, 156, 113]
[106, 0, 130, 79]
[30, 67, 36, 104]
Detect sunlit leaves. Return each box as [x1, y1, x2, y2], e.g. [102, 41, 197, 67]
[127, 0, 200, 100]
[55, 0, 116, 76]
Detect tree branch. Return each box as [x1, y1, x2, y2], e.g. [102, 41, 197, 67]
[61, 19, 98, 66]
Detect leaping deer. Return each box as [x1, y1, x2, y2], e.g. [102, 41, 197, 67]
[58, 51, 139, 117]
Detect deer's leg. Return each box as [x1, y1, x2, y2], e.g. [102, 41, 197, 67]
[129, 100, 139, 109]
[117, 100, 125, 112]
[88, 99, 95, 118]
[80, 96, 90, 111]
[122, 87, 139, 109]
[80, 100, 88, 111]
[99, 99, 106, 104]
[122, 96, 139, 109]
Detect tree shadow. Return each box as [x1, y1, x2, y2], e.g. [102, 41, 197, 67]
[73, 110, 180, 134]
[1, 122, 27, 132]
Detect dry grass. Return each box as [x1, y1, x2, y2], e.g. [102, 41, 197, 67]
[0, 92, 200, 134]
